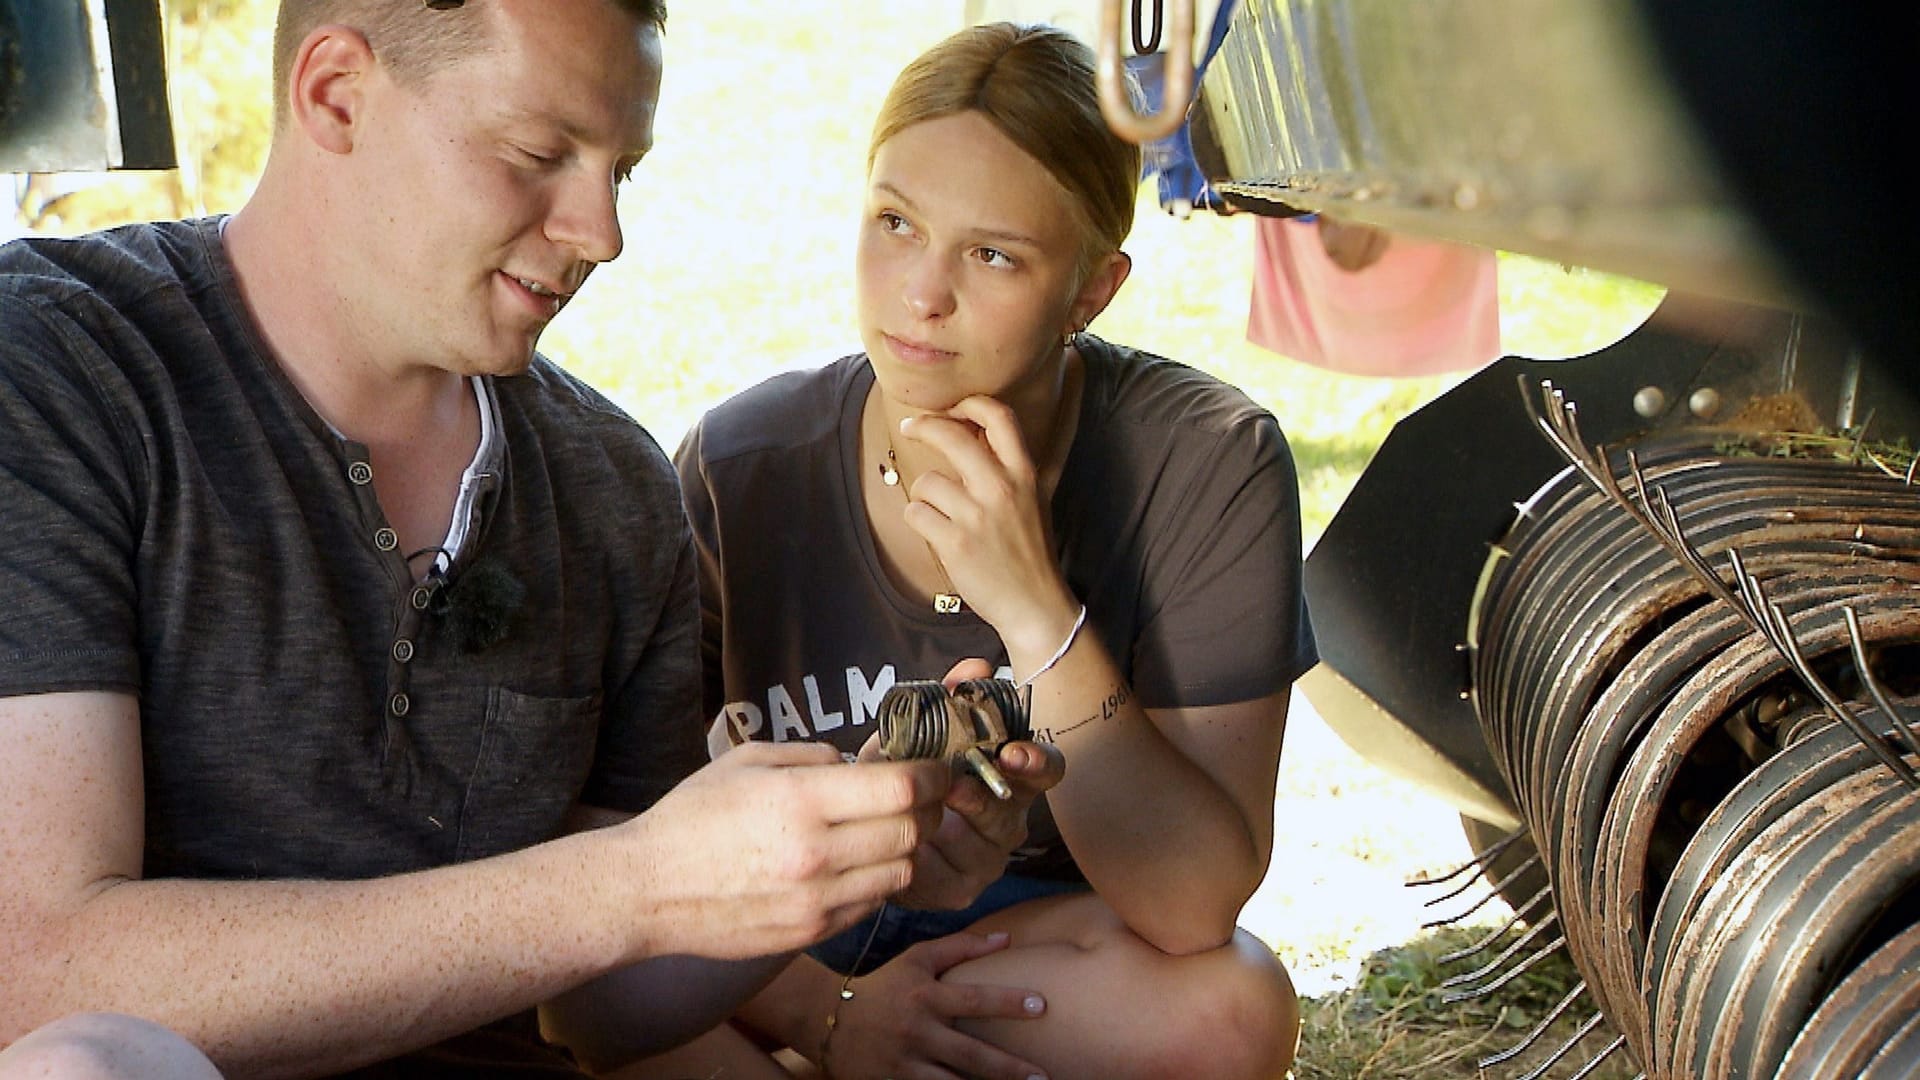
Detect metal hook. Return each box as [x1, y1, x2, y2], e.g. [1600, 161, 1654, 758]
[1095, 0, 1195, 144]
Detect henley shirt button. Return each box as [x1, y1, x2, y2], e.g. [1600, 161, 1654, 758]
[411, 585, 433, 610]
[347, 461, 373, 485]
[373, 527, 399, 551]
[392, 639, 415, 663]
[390, 692, 411, 717]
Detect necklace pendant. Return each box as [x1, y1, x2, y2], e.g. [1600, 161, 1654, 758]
[933, 592, 964, 614]
[879, 461, 900, 486]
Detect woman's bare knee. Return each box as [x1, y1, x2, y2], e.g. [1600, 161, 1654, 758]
[0, 1013, 221, 1080]
[1154, 932, 1299, 1080]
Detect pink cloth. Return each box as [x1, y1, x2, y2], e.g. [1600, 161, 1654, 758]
[1247, 216, 1501, 377]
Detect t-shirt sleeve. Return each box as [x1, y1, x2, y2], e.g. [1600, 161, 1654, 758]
[671, 417, 728, 737]
[0, 298, 143, 698]
[584, 517, 707, 812]
[1128, 410, 1318, 707]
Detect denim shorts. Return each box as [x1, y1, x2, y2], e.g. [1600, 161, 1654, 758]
[808, 874, 1092, 976]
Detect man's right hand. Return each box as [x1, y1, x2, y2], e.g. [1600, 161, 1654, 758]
[607, 742, 948, 962]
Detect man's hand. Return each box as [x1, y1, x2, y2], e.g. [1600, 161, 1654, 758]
[608, 742, 948, 962]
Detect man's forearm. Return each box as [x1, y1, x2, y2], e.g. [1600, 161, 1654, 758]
[13, 828, 635, 1080]
[539, 952, 793, 1072]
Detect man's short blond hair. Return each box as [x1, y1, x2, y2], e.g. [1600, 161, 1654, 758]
[269, 0, 667, 126]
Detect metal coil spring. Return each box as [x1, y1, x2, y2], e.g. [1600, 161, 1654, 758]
[877, 677, 1031, 798]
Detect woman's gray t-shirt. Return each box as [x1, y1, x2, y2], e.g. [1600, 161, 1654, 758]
[677, 340, 1316, 880]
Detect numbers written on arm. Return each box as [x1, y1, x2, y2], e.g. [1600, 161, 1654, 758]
[1031, 681, 1131, 745]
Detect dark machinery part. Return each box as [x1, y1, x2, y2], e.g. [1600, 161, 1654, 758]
[0, 0, 176, 173]
[1301, 296, 1918, 830]
[1473, 431, 1920, 1076]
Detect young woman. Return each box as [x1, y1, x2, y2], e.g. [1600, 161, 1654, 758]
[661, 22, 1316, 1080]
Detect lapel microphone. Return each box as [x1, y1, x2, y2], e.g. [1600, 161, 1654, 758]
[429, 557, 525, 653]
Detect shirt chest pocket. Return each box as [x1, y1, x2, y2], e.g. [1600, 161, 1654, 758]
[455, 686, 602, 862]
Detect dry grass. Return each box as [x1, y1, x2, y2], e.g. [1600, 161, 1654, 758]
[1294, 926, 1641, 1080]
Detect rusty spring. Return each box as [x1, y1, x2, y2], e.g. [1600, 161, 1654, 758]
[876, 677, 1030, 798]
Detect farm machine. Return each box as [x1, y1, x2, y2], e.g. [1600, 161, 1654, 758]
[1098, 0, 1916, 1076]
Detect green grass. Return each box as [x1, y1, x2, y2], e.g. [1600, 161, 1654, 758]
[1295, 926, 1642, 1080]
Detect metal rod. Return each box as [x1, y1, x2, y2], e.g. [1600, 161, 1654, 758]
[1475, 980, 1587, 1069]
[1439, 935, 1567, 1004]
[1406, 825, 1527, 888]
[1753, 588, 1920, 789]
[1439, 885, 1554, 964]
[1510, 1011, 1606, 1080]
[1422, 853, 1544, 927]
[1562, 1036, 1629, 1080]
[1424, 849, 1541, 909]
[1440, 911, 1560, 990]
[1844, 605, 1920, 761]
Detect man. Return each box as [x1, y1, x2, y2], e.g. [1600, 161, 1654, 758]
[0, 1, 967, 1075]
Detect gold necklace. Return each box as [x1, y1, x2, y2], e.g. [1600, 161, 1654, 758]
[879, 447, 965, 613]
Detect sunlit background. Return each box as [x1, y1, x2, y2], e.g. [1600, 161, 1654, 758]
[8, 0, 1667, 996]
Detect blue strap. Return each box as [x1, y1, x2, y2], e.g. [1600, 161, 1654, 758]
[1132, 0, 1241, 214]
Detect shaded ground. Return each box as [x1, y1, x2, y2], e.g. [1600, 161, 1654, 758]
[1244, 696, 1640, 1079]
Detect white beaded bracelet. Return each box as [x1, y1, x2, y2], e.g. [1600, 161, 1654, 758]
[1017, 604, 1087, 689]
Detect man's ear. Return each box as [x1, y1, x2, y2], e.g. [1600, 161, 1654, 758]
[1069, 250, 1133, 332]
[287, 25, 376, 155]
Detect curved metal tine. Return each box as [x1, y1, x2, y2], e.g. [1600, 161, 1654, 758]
[1562, 1036, 1629, 1080]
[1440, 910, 1560, 990]
[1727, 548, 1773, 630]
[1438, 934, 1567, 1004]
[1724, 551, 1920, 787]
[1476, 980, 1587, 1070]
[1509, 1011, 1607, 1080]
[1407, 825, 1527, 888]
[1643, 479, 1754, 627]
[1765, 599, 1920, 789]
[1845, 605, 1920, 760]
[1523, 378, 1614, 496]
[1423, 851, 1543, 921]
[1439, 884, 1554, 964]
[1525, 382, 1686, 574]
